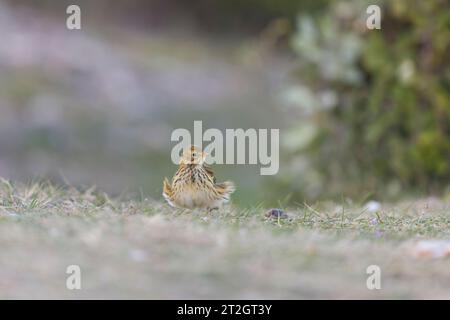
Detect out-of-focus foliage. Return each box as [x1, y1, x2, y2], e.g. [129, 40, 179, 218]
[280, 0, 450, 200]
[0, 1, 304, 206]
[8, 0, 329, 33]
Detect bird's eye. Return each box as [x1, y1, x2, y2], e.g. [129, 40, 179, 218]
[192, 152, 197, 157]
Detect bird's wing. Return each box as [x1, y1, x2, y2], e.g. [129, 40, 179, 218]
[203, 164, 216, 184]
[163, 177, 174, 202]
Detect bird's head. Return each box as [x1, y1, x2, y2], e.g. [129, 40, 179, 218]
[180, 145, 207, 165]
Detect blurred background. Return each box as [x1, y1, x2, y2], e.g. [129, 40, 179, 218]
[0, 0, 449, 206]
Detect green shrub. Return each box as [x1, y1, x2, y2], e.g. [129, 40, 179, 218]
[279, 0, 450, 200]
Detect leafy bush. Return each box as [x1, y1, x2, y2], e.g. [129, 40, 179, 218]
[279, 0, 450, 200]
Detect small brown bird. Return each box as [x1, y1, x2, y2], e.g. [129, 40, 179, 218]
[163, 145, 235, 211]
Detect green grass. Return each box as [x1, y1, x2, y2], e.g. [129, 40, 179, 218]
[0, 179, 448, 299]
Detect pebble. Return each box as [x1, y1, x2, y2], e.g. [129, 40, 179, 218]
[265, 208, 288, 219]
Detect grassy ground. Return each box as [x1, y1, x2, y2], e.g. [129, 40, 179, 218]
[0, 179, 448, 299]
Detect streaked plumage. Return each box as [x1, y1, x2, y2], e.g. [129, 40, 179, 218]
[163, 146, 235, 210]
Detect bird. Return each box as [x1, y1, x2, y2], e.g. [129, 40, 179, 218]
[163, 145, 235, 211]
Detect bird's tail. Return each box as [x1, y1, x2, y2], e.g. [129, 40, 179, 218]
[216, 181, 235, 202]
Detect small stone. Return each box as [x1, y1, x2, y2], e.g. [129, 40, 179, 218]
[410, 240, 450, 259]
[265, 208, 288, 219]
